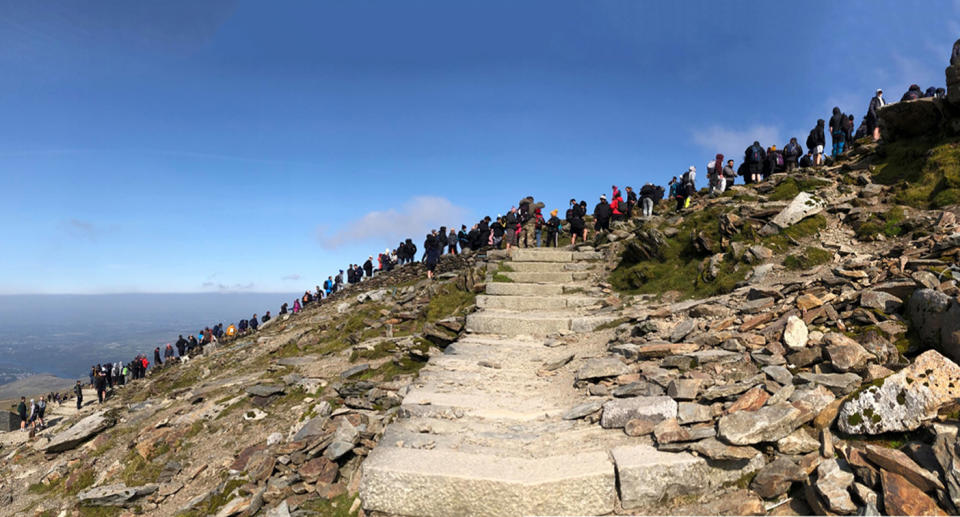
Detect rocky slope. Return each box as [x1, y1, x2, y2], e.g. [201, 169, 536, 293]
[2, 102, 960, 517]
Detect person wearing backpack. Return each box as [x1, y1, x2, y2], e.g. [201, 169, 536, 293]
[565, 199, 584, 245]
[639, 183, 656, 217]
[503, 208, 519, 250]
[900, 84, 923, 101]
[532, 207, 545, 247]
[744, 142, 765, 184]
[866, 89, 885, 142]
[708, 154, 725, 195]
[783, 138, 802, 172]
[545, 209, 561, 247]
[829, 107, 846, 160]
[843, 114, 855, 149]
[807, 120, 826, 166]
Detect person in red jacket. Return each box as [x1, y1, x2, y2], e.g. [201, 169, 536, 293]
[611, 193, 624, 221]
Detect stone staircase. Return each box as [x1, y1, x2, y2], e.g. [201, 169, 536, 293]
[359, 248, 748, 516]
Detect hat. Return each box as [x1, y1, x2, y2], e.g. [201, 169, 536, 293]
[688, 166, 696, 172]
[550, 209, 558, 216]
[876, 88, 883, 93]
[600, 194, 607, 200]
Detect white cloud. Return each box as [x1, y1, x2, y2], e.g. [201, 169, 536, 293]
[200, 282, 255, 292]
[317, 196, 469, 250]
[691, 124, 782, 161]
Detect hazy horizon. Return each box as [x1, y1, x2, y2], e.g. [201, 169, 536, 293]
[0, 292, 300, 382]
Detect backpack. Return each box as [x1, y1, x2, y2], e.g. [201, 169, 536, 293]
[565, 208, 574, 221]
[749, 145, 762, 163]
[785, 142, 800, 157]
[504, 212, 517, 226]
[653, 185, 665, 200]
[681, 171, 690, 184]
[806, 131, 816, 150]
[774, 152, 784, 167]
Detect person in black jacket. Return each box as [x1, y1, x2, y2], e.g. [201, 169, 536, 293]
[625, 187, 637, 219]
[593, 195, 611, 232]
[900, 84, 923, 102]
[807, 119, 826, 166]
[866, 89, 885, 142]
[744, 141, 765, 184]
[829, 107, 846, 160]
[363, 257, 374, 277]
[458, 225, 470, 252]
[783, 138, 802, 172]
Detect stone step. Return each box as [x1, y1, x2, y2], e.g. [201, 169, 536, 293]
[503, 261, 591, 273]
[401, 388, 566, 420]
[380, 417, 636, 458]
[466, 311, 617, 336]
[510, 249, 574, 263]
[484, 283, 583, 296]
[360, 447, 617, 517]
[476, 294, 598, 311]
[500, 271, 584, 283]
[611, 445, 765, 511]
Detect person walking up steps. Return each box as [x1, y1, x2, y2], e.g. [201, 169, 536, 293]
[593, 195, 611, 232]
[866, 89, 885, 142]
[546, 209, 561, 247]
[829, 107, 846, 160]
[807, 119, 826, 166]
[566, 200, 585, 246]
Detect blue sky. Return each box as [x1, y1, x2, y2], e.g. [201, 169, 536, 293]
[2, 0, 957, 294]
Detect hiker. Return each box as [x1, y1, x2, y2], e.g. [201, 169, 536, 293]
[363, 257, 374, 278]
[829, 107, 846, 159]
[225, 323, 236, 338]
[74, 381, 83, 410]
[425, 231, 441, 279]
[532, 207, 545, 247]
[639, 183, 657, 217]
[866, 89, 885, 142]
[503, 208, 519, 250]
[807, 120, 826, 166]
[292, 298, 301, 314]
[900, 84, 923, 101]
[625, 186, 637, 219]
[763, 146, 781, 178]
[565, 199, 585, 245]
[783, 138, 802, 172]
[593, 195, 612, 232]
[36, 397, 46, 429]
[490, 217, 504, 248]
[708, 154, 725, 195]
[95, 371, 107, 403]
[262, 311, 271, 323]
[678, 166, 696, 211]
[722, 160, 736, 191]
[744, 141, 765, 183]
[175, 335, 186, 357]
[164, 343, 174, 361]
[447, 229, 458, 255]
[154, 346, 163, 367]
[17, 397, 27, 431]
[457, 225, 470, 253]
[280, 302, 288, 315]
[610, 191, 624, 221]
[546, 209, 562, 247]
[843, 114, 855, 148]
[250, 314, 259, 331]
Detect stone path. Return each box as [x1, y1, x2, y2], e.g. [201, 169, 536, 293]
[360, 248, 734, 516]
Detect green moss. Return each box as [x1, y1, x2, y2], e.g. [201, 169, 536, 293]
[783, 246, 833, 270]
[66, 469, 96, 496]
[183, 478, 248, 517]
[610, 206, 751, 299]
[847, 412, 864, 426]
[119, 450, 165, 486]
[768, 177, 831, 201]
[300, 493, 357, 517]
[356, 356, 427, 382]
[594, 317, 630, 331]
[425, 284, 476, 322]
[492, 273, 513, 283]
[872, 134, 960, 208]
[77, 508, 122, 517]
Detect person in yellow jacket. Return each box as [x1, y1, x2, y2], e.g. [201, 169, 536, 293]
[226, 323, 236, 338]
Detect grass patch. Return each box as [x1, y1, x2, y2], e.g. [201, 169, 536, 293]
[761, 214, 828, 252]
[425, 283, 476, 322]
[768, 177, 831, 201]
[609, 206, 751, 299]
[872, 134, 960, 208]
[491, 273, 513, 283]
[783, 246, 833, 270]
[77, 508, 123, 517]
[356, 357, 427, 382]
[854, 206, 906, 240]
[595, 317, 630, 331]
[300, 493, 357, 517]
[119, 450, 165, 486]
[181, 478, 248, 517]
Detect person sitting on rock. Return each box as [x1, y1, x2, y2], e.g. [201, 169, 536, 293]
[250, 314, 259, 331]
[799, 151, 814, 168]
[262, 311, 271, 323]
